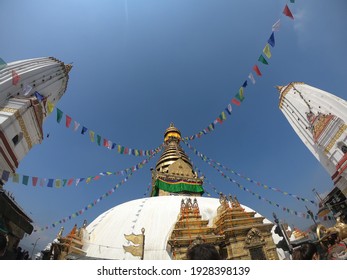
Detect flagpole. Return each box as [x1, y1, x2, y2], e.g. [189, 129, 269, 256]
[141, 228, 145, 260]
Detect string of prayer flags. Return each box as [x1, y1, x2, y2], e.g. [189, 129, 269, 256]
[183, 140, 317, 206]
[53, 106, 161, 156]
[33, 172, 135, 232]
[190, 155, 325, 221]
[0, 57, 7, 70]
[283, 4, 294, 20]
[0, 151, 158, 189]
[180, 2, 295, 141]
[12, 70, 20, 85]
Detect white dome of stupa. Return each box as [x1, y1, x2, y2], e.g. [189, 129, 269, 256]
[83, 196, 277, 260]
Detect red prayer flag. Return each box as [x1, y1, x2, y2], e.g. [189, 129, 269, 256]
[66, 115, 72, 128]
[12, 70, 20, 85]
[67, 178, 74, 186]
[283, 4, 294, 19]
[231, 98, 241, 106]
[32, 177, 38, 186]
[253, 65, 262, 76]
[103, 139, 108, 147]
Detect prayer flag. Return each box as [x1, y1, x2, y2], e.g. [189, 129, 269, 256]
[73, 121, 80, 131]
[97, 135, 101, 146]
[89, 131, 95, 142]
[242, 80, 248, 88]
[55, 179, 61, 188]
[32, 177, 38, 186]
[268, 32, 275, 47]
[220, 111, 227, 121]
[0, 57, 7, 70]
[1, 170, 10, 181]
[103, 139, 108, 147]
[225, 104, 232, 115]
[258, 55, 269, 65]
[22, 175, 29, 185]
[235, 88, 245, 102]
[12, 173, 19, 183]
[283, 5, 294, 19]
[47, 179, 54, 188]
[40, 178, 46, 187]
[22, 84, 33, 96]
[12, 70, 20, 85]
[231, 98, 241, 106]
[65, 115, 72, 128]
[272, 19, 281, 32]
[81, 126, 88, 135]
[263, 44, 272, 59]
[253, 65, 262, 76]
[47, 100, 54, 114]
[290, 0, 295, 3]
[248, 73, 256, 84]
[34, 91, 44, 102]
[56, 108, 63, 123]
[67, 178, 74, 186]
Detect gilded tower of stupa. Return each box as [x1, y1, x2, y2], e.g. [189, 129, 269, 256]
[150, 123, 204, 196]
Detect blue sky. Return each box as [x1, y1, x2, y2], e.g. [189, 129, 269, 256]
[1, 0, 346, 255]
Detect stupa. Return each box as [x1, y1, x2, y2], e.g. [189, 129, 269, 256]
[52, 124, 280, 260]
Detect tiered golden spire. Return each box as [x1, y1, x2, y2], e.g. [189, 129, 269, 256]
[155, 123, 193, 173]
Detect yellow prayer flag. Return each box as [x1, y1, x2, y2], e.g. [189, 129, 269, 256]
[263, 44, 272, 59]
[89, 130, 95, 142]
[47, 100, 55, 114]
[239, 87, 244, 97]
[55, 179, 61, 188]
[124, 233, 144, 245]
[123, 245, 142, 257]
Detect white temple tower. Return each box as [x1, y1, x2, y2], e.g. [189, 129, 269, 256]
[0, 57, 71, 259]
[278, 82, 347, 222]
[0, 57, 71, 173]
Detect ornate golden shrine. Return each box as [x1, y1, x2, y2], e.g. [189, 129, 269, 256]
[168, 195, 278, 260]
[167, 198, 224, 259]
[50, 221, 88, 260]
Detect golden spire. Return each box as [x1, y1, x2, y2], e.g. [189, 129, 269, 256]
[155, 123, 192, 173]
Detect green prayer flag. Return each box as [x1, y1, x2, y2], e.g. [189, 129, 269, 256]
[97, 135, 101, 146]
[290, 0, 295, 3]
[22, 175, 29, 185]
[258, 55, 269, 65]
[56, 108, 63, 123]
